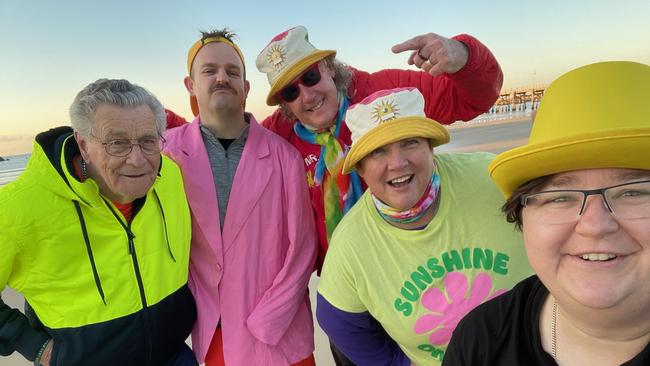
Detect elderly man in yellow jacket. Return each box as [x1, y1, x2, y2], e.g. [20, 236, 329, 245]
[0, 79, 197, 366]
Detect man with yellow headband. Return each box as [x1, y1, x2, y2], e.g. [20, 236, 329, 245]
[162, 29, 318, 366]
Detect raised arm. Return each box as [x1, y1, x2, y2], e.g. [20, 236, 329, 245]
[354, 33, 503, 124]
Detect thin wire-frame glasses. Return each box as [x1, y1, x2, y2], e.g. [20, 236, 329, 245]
[521, 180, 650, 224]
[90, 133, 166, 157]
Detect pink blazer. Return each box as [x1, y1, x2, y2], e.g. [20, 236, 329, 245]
[163, 116, 317, 365]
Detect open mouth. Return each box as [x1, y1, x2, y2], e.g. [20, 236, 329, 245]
[578, 253, 618, 262]
[307, 99, 324, 112]
[388, 175, 413, 188]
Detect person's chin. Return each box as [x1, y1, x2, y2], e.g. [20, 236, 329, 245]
[303, 107, 338, 129]
[118, 176, 153, 190]
[560, 270, 636, 307]
[569, 287, 631, 309]
[212, 100, 241, 113]
[385, 196, 417, 211]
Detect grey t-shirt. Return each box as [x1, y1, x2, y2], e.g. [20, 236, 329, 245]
[200, 122, 249, 229]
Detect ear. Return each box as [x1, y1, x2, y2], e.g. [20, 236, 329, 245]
[74, 130, 91, 163]
[184, 76, 196, 96]
[324, 61, 336, 79]
[244, 79, 251, 97]
[242, 80, 251, 109]
[355, 160, 366, 181]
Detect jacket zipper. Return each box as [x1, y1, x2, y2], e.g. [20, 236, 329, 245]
[102, 198, 152, 365]
[126, 225, 152, 366]
[126, 228, 147, 309]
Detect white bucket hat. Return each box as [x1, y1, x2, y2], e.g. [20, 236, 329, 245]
[256, 26, 336, 106]
[343, 87, 450, 174]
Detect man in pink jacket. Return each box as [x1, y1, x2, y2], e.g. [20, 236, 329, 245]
[162, 29, 318, 366]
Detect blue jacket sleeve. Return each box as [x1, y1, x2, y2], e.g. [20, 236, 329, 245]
[316, 293, 410, 366]
[0, 297, 49, 361]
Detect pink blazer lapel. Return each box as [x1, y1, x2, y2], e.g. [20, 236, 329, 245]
[176, 121, 223, 244]
[222, 120, 272, 253]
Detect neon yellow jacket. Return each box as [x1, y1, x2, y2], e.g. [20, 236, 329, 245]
[0, 127, 195, 365]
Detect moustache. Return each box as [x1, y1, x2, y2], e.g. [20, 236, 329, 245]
[212, 83, 235, 93]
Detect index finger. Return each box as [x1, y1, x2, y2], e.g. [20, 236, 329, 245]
[391, 34, 428, 54]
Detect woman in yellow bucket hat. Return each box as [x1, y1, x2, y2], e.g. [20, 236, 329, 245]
[256, 26, 506, 365]
[316, 87, 532, 365]
[444, 61, 650, 365]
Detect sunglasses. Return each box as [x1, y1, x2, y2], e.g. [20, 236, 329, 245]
[278, 63, 322, 103]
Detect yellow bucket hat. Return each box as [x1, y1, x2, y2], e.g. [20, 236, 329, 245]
[489, 61, 650, 198]
[342, 87, 450, 174]
[256, 26, 335, 106]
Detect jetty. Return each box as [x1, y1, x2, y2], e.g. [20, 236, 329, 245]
[489, 86, 547, 114]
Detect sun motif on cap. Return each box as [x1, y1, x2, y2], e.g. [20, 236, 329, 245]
[266, 45, 287, 69]
[372, 100, 399, 124]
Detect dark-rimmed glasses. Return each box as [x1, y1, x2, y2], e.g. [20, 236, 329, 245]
[90, 133, 166, 157]
[521, 180, 650, 224]
[278, 63, 322, 103]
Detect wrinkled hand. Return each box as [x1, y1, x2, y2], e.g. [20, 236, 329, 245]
[392, 33, 469, 76]
[39, 339, 53, 366]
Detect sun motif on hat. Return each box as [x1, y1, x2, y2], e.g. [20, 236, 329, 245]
[372, 100, 399, 124]
[266, 44, 287, 69]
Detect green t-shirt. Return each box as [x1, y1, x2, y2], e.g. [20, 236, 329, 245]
[318, 152, 533, 365]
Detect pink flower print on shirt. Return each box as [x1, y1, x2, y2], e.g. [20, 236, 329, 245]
[413, 272, 507, 345]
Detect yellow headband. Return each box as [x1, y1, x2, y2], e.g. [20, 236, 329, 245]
[186, 36, 245, 74]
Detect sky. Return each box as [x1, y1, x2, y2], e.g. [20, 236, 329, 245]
[1, 0, 648, 156]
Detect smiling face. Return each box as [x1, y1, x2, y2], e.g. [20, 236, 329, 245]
[522, 168, 650, 311]
[282, 61, 339, 130]
[76, 104, 161, 204]
[185, 42, 250, 117]
[357, 137, 434, 210]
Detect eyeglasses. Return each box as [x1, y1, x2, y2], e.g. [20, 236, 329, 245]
[521, 180, 650, 224]
[278, 63, 322, 103]
[90, 133, 165, 157]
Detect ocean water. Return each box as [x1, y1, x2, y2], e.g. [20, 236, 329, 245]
[0, 154, 30, 186]
[0, 109, 533, 187]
